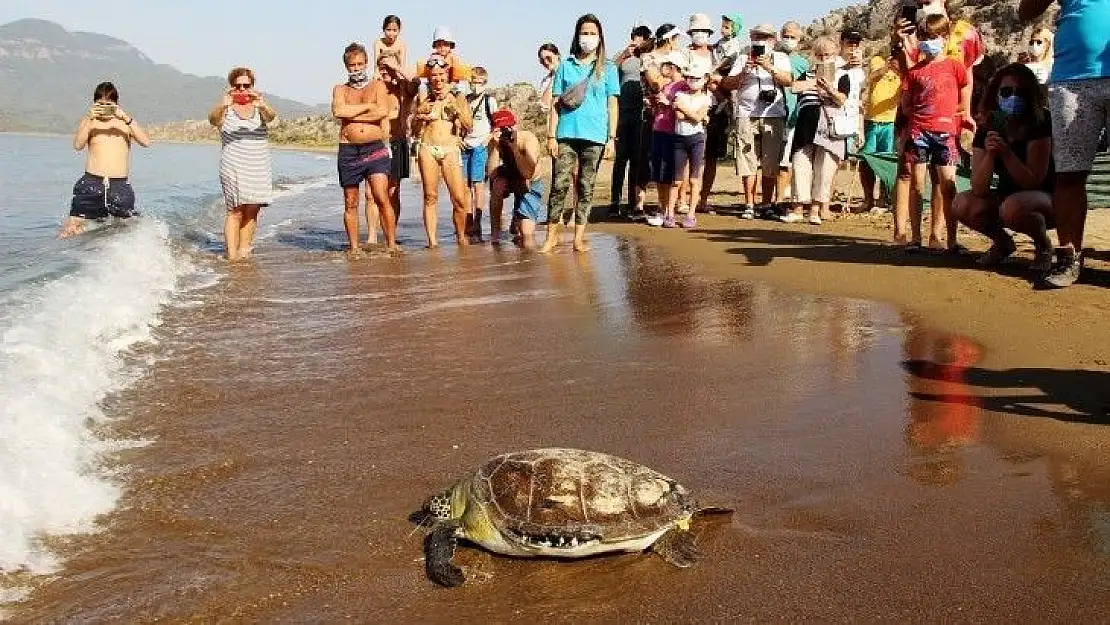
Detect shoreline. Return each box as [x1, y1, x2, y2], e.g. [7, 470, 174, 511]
[591, 167, 1110, 372]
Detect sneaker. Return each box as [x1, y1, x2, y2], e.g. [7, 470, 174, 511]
[975, 239, 1016, 267]
[646, 213, 664, 227]
[630, 207, 647, 222]
[740, 207, 756, 220]
[681, 215, 697, 229]
[779, 212, 804, 224]
[677, 203, 691, 215]
[606, 204, 624, 220]
[662, 215, 677, 228]
[808, 214, 822, 225]
[756, 204, 777, 219]
[1040, 247, 1083, 289]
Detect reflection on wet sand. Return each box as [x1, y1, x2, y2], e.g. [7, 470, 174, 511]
[10, 230, 1110, 621]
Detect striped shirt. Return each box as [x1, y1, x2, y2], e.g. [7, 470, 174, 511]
[219, 106, 274, 209]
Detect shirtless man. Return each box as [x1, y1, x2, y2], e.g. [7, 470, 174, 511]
[59, 82, 151, 238]
[485, 109, 544, 249]
[331, 42, 399, 257]
[363, 55, 419, 247]
[412, 55, 473, 247]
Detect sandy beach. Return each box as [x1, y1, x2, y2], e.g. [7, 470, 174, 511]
[594, 164, 1110, 372]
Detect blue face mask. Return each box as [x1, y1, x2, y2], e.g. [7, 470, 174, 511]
[998, 94, 1027, 116]
[918, 38, 944, 58]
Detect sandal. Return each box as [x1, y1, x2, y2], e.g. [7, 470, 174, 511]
[904, 242, 923, 254]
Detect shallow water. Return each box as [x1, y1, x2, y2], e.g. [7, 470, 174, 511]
[3, 135, 1110, 621]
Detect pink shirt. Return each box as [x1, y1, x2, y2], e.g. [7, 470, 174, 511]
[652, 81, 689, 134]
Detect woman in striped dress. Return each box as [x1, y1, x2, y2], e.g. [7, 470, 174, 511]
[208, 67, 276, 260]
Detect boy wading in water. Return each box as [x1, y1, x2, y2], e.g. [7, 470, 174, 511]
[332, 42, 400, 258]
[60, 82, 152, 238]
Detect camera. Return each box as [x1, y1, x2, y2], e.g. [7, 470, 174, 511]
[501, 129, 516, 143]
[758, 90, 777, 104]
[751, 43, 766, 58]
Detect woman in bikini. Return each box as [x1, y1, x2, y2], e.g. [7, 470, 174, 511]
[412, 54, 473, 247]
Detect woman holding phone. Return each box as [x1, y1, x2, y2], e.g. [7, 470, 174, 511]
[208, 66, 277, 261]
[780, 37, 851, 225]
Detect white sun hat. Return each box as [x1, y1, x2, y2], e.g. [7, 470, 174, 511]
[432, 26, 455, 44]
[688, 13, 713, 33]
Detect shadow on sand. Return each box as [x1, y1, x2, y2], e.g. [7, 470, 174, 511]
[902, 360, 1110, 425]
[696, 227, 1110, 287]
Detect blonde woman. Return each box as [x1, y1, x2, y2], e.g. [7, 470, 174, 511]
[208, 67, 276, 261]
[1022, 28, 1054, 85]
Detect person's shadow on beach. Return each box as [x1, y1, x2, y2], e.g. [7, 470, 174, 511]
[698, 227, 1110, 288]
[277, 225, 350, 252]
[902, 360, 1110, 425]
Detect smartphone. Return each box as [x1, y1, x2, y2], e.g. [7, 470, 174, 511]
[900, 0, 920, 26]
[95, 103, 117, 120]
[816, 61, 836, 85]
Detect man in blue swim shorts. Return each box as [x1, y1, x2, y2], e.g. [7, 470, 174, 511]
[485, 109, 544, 249]
[332, 42, 399, 257]
[59, 81, 152, 238]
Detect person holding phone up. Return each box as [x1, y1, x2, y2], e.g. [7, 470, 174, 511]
[59, 81, 152, 238]
[209, 66, 277, 261]
[719, 23, 795, 220]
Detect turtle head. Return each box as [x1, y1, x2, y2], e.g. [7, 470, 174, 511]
[424, 490, 456, 521]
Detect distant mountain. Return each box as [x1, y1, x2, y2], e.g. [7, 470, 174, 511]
[0, 19, 326, 133]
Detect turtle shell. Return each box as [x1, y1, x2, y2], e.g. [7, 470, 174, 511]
[470, 448, 693, 544]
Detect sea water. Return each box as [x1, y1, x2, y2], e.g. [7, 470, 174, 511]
[0, 134, 333, 578]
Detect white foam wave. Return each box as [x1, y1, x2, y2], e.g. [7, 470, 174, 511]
[0, 218, 190, 577]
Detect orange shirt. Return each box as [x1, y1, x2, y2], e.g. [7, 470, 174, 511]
[416, 54, 473, 84]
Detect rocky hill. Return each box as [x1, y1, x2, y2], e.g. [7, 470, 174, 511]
[804, 0, 1058, 101]
[149, 83, 546, 148]
[0, 19, 325, 133]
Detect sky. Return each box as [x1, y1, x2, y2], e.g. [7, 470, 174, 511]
[0, 0, 856, 105]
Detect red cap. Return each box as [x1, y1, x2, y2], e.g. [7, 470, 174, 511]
[491, 109, 517, 130]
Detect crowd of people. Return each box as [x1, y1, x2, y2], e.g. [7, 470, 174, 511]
[60, 0, 1108, 289]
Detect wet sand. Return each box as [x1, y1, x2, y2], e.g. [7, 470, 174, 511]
[10, 203, 1110, 622]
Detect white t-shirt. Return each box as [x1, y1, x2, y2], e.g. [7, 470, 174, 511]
[675, 91, 712, 135]
[463, 92, 497, 148]
[836, 58, 866, 133]
[728, 48, 792, 119]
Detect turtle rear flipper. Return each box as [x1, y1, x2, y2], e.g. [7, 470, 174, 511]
[425, 522, 465, 587]
[652, 527, 699, 568]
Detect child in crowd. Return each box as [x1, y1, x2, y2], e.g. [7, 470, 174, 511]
[671, 60, 713, 228]
[859, 55, 901, 211]
[715, 13, 745, 72]
[417, 26, 472, 86]
[897, 14, 970, 252]
[461, 67, 497, 242]
[645, 50, 684, 227]
[374, 15, 407, 70]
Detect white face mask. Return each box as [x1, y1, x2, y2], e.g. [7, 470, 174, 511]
[578, 34, 600, 53]
[779, 37, 799, 52]
[691, 32, 710, 47]
[1030, 43, 1046, 58]
[471, 83, 486, 94]
[687, 77, 707, 90]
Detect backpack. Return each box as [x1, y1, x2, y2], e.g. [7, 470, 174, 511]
[470, 93, 493, 122]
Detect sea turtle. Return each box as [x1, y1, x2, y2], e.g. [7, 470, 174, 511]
[418, 448, 730, 587]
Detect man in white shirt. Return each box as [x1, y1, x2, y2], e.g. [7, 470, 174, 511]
[720, 23, 794, 218]
[837, 29, 868, 148]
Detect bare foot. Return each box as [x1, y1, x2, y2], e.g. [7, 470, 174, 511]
[57, 218, 85, 239]
[426, 243, 440, 250]
[387, 244, 403, 255]
[347, 249, 364, 260]
[573, 239, 590, 253]
[539, 239, 558, 254]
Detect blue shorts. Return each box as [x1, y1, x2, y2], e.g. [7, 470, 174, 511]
[906, 130, 959, 167]
[70, 173, 137, 220]
[461, 146, 488, 184]
[513, 180, 546, 223]
[338, 141, 391, 187]
[650, 131, 677, 184]
[863, 121, 895, 154]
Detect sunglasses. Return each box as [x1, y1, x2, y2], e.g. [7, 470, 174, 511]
[426, 55, 449, 68]
[998, 86, 1023, 98]
[539, 54, 558, 64]
[233, 83, 253, 90]
[1029, 39, 1045, 45]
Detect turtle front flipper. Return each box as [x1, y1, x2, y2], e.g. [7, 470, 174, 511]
[425, 521, 466, 587]
[652, 526, 699, 568]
